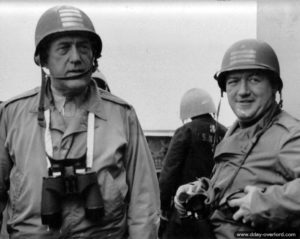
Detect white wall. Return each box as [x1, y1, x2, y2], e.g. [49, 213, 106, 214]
[0, 0, 257, 130]
[258, 0, 300, 121]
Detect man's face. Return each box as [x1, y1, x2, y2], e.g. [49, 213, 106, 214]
[45, 35, 94, 95]
[225, 70, 276, 125]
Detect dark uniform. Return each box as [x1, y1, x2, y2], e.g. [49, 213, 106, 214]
[159, 114, 226, 239]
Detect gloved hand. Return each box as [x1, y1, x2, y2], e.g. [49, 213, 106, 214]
[174, 179, 205, 217]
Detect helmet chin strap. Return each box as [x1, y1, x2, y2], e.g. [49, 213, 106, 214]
[38, 68, 48, 126]
[43, 65, 94, 81]
[212, 91, 223, 154]
[53, 66, 94, 80]
[278, 90, 283, 108]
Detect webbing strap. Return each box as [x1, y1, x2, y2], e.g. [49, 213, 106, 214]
[87, 111, 95, 169]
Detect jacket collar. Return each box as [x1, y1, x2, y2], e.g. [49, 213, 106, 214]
[191, 114, 214, 121]
[227, 102, 281, 139]
[30, 79, 107, 121]
[215, 102, 281, 160]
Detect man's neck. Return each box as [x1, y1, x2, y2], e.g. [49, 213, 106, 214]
[50, 84, 88, 115]
[238, 101, 277, 129]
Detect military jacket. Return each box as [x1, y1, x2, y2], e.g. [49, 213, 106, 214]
[210, 103, 300, 239]
[0, 80, 160, 239]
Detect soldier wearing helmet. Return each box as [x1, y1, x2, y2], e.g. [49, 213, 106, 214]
[159, 88, 226, 239]
[0, 5, 159, 239]
[174, 39, 300, 238]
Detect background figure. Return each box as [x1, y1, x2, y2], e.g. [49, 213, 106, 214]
[159, 88, 227, 239]
[0, 5, 159, 239]
[174, 39, 300, 239]
[92, 70, 111, 92]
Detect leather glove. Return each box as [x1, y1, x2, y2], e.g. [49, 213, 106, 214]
[174, 179, 205, 217]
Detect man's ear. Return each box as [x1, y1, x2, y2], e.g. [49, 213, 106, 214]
[271, 81, 280, 95]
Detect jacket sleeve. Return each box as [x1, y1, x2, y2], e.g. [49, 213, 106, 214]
[159, 126, 190, 212]
[249, 128, 300, 230]
[0, 105, 13, 227]
[124, 107, 160, 239]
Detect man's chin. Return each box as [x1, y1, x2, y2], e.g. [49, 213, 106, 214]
[67, 81, 89, 90]
[237, 112, 264, 127]
[236, 108, 251, 119]
[55, 79, 90, 96]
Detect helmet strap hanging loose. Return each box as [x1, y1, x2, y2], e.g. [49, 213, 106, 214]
[212, 91, 223, 153]
[38, 67, 47, 126]
[278, 90, 283, 108]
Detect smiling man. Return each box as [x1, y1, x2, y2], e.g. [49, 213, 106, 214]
[225, 69, 278, 128]
[174, 39, 300, 239]
[0, 5, 159, 239]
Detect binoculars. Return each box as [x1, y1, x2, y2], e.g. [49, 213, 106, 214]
[178, 192, 210, 220]
[41, 154, 104, 228]
[178, 192, 215, 239]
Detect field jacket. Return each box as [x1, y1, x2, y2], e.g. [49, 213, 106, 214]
[0, 80, 160, 239]
[210, 103, 300, 239]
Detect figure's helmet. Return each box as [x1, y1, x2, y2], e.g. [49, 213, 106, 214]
[214, 39, 282, 92]
[92, 70, 111, 92]
[180, 88, 216, 121]
[34, 5, 102, 66]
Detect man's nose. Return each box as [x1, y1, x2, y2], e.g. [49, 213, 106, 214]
[237, 79, 250, 95]
[69, 46, 81, 63]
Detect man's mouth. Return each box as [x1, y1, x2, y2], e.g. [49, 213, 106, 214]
[237, 100, 254, 105]
[67, 70, 85, 76]
[62, 69, 90, 80]
[236, 100, 254, 111]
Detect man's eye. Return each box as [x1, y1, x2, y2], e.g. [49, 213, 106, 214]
[249, 76, 261, 83]
[79, 44, 92, 53]
[226, 78, 238, 85]
[57, 46, 69, 54]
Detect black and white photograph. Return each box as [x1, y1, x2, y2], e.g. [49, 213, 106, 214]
[1, 0, 300, 238]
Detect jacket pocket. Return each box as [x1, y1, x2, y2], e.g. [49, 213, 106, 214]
[99, 169, 127, 220]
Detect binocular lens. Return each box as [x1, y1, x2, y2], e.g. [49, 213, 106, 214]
[41, 172, 105, 227]
[79, 173, 105, 221]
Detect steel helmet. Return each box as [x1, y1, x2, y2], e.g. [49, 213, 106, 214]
[34, 5, 102, 66]
[214, 39, 282, 92]
[180, 88, 216, 121]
